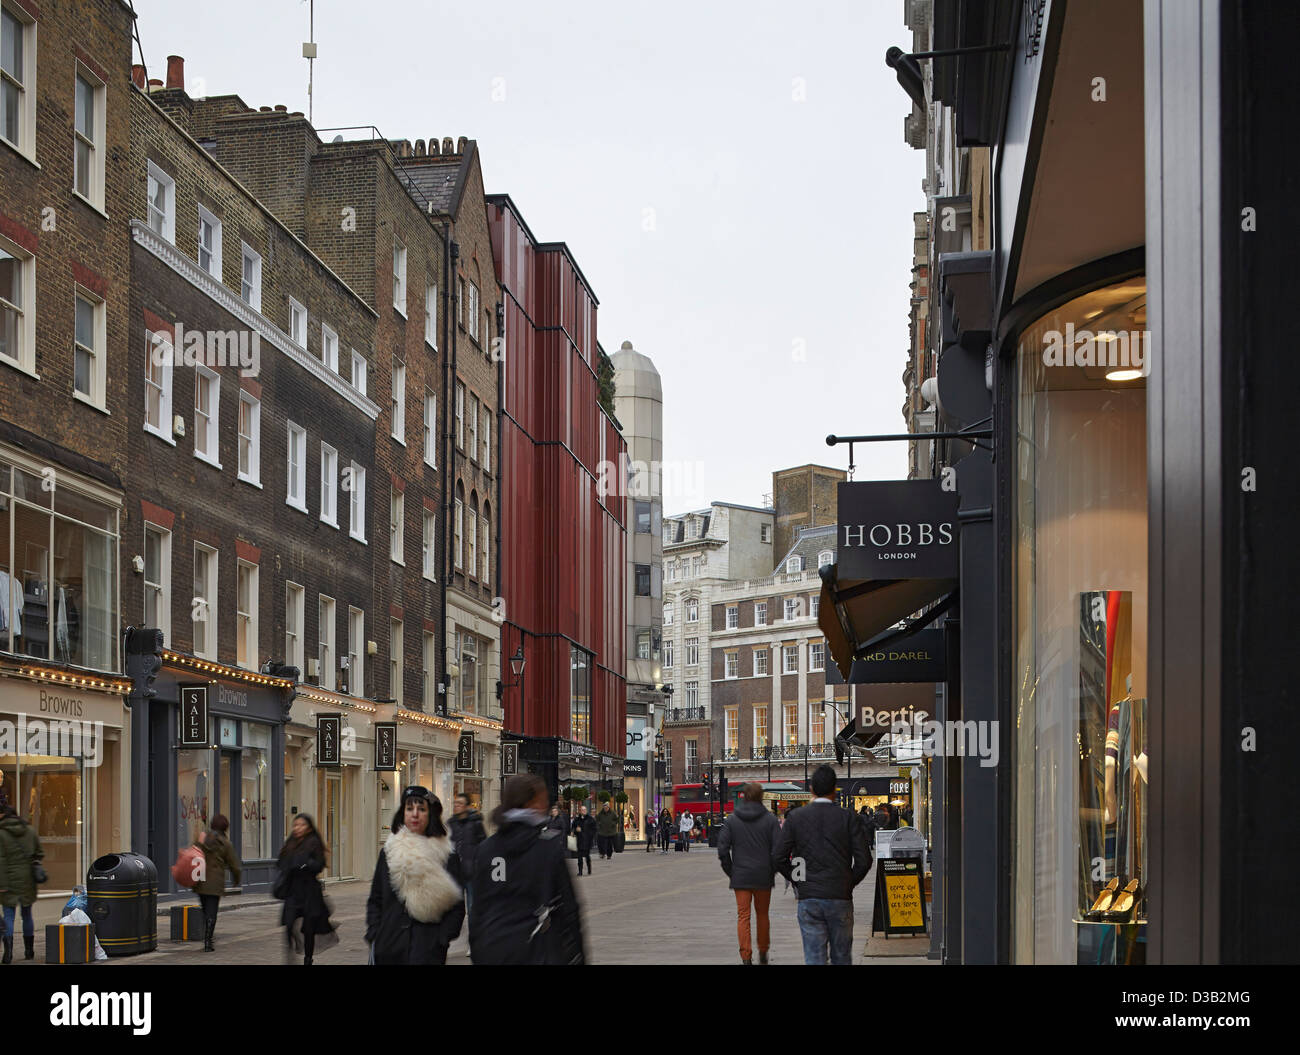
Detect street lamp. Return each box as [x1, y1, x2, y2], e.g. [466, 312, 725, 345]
[498, 643, 527, 795]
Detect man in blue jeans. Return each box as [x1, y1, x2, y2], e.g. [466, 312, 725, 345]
[772, 765, 871, 964]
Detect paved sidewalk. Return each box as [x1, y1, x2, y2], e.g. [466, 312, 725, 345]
[10, 845, 932, 965]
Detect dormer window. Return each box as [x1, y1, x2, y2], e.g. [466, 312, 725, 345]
[786, 555, 804, 574]
[818, 550, 834, 568]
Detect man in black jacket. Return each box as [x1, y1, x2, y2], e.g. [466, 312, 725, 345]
[718, 782, 781, 964]
[772, 765, 871, 965]
[448, 795, 487, 911]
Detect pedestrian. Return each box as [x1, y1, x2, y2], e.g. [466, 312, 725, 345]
[0, 803, 43, 963]
[545, 804, 570, 836]
[596, 800, 618, 860]
[645, 810, 657, 852]
[858, 805, 878, 848]
[659, 808, 673, 853]
[678, 809, 694, 852]
[571, 804, 594, 875]
[448, 793, 487, 912]
[365, 785, 464, 965]
[274, 813, 338, 965]
[718, 782, 781, 965]
[772, 765, 871, 965]
[469, 774, 585, 964]
[195, 813, 241, 953]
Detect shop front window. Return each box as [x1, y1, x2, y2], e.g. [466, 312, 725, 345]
[0, 461, 118, 667]
[177, 746, 212, 850]
[1012, 279, 1150, 964]
[241, 723, 272, 861]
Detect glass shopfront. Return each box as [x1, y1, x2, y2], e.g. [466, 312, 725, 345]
[0, 684, 123, 893]
[175, 715, 275, 860]
[1012, 279, 1150, 964]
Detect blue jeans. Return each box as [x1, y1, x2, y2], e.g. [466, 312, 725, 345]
[797, 898, 854, 965]
[2, 904, 35, 939]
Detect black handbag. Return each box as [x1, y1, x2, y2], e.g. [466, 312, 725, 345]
[32, 860, 48, 885]
[271, 867, 291, 900]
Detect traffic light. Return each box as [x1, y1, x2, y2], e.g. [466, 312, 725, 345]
[124, 626, 164, 705]
[702, 772, 712, 797]
[719, 773, 729, 804]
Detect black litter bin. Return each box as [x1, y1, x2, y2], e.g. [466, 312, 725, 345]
[87, 852, 158, 956]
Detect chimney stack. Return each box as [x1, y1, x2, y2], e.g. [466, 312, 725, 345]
[166, 55, 185, 90]
[131, 65, 146, 90]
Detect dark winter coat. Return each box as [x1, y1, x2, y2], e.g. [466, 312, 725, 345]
[545, 812, 570, 835]
[447, 808, 487, 883]
[773, 799, 872, 901]
[570, 813, 595, 850]
[0, 814, 43, 908]
[276, 833, 334, 935]
[596, 807, 619, 837]
[195, 829, 242, 897]
[469, 820, 585, 965]
[365, 828, 464, 965]
[718, 800, 781, 890]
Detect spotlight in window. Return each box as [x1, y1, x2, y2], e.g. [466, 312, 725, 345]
[1106, 368, 1143, 382]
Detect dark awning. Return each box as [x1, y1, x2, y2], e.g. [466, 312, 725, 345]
[819, 565, 955, 680]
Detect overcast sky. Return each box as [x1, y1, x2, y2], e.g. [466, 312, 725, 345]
[134, 0, 922, 515]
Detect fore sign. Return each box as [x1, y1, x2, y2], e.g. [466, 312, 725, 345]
[837, 480, 959, 580]
[179, 686, 208, 746]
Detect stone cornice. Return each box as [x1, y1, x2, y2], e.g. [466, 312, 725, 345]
[132, 220, 383, 421]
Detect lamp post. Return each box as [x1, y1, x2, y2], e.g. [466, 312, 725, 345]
[499, 643, 527, 799]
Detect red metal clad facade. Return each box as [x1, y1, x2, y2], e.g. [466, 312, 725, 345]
[490, 197, 625, 756]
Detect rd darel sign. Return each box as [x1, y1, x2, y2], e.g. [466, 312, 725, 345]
[837, 480, 959, 581]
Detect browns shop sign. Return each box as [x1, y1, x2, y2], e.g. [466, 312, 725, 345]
[837, 481, 960, 580]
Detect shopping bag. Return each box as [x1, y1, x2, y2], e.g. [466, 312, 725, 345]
[171, 844, 204, 888]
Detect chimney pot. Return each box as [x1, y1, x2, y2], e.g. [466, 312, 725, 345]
[259, 106, 272, 113]
[166, 55, 185, 90]
[131, 65, 146, 89]
[456, 136, 467, 154]
[274, 104, 287, 112]
[148, 79, 164, 91]
[441, 137, 453, 155]
[428, 138, 439, 156]
[414, 139, 426, 156]
[289, 111, 304, 118]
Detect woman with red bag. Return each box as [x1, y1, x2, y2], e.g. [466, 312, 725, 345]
[274, 814, 337, 965]
[195, 815, 241, 952]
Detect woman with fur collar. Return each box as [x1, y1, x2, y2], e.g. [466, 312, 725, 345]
[366, 785, 465, 964]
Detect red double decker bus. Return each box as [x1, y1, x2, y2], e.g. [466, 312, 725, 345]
[670, 782, 737, 820]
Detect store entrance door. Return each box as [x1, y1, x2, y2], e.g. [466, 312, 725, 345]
[319, 770, 345, 877]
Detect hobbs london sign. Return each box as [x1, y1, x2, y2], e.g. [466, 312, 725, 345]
[837, 480, 960, 580]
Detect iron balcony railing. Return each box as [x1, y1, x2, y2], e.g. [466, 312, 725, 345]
[665, 707, 706, 724]
[748, 743, 837, 762]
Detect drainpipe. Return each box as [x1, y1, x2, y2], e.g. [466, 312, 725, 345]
[443, 233, 458, 715]
[495, 297, 505, 726]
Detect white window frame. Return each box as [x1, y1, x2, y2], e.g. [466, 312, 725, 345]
[753, 706, 769, 750]
[318, 594, 336, 690]
[423, 392, 437, 467]
[755, 601, 767, 626]
[784, 597, 801, 621]
[143, 523, 171, 645]
[0, 234, 35, 375]
[391, 360, 406, 444]
[455, 382, 465, 449]
[753, 648, 768, 677]
[810, 595, 820, 618]
[288, 296, 306, 347]
[786, 555, 804, 574]
[146, 160, 175, 243]
[761, 524, 772, 544]
[347, 607, 364, 696]
[482, 407, 491, 470]
[321, 323, 338, 372]
[72, 287, 106, 410]
[425, 283, 437, 347]
[423, 510, 437, 581]
[782, 644, 799, 675]
[0, 3, 36, 160]
[240, 243, 262, 310]
[197, 205, 222, 279]
[663, 602, 674, 625]
[422, 631, 437, 709]
[480, 513, 490, 584]
[143, 330, 174, 442]
[783, 702, 799, 746]
[467, 282, 480, 341]
[467, 502, 478, 577]
[725, 706, 739, 753]
[389, 618, 404, 706]
[686, 637, 699, 666]
[320, 442, 338, 527]
[469, 394, 479, 462]
[389, 486, 405, 565]
[351, 349, 367, 395]
[286, 421, 307, 512]
[192, 543, 218, 661]
[725, 605, 738, 630]
[663, 640, 674, 668]
[285, 582, 305, 673]
[685, 682, 698, 709]
[818, 550, 834, 568]
[73, 64, 106, 210]
[237, 390, 261, 486]
[686, 598, 699, 623]
[236, 559, 259, 670]
[809, 640, 825, 672]
[348, 461, 367, 542]
[454, 498, 464, 569]
[193, 365, 221, 468]
[392, 239, 407, 314]
[724, 651, 738, 679]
